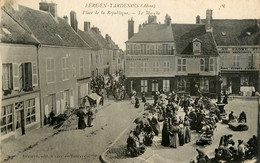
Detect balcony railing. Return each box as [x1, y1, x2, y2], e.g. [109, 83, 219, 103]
[126, 50, 174, 55]
[221, 66, 258, 71]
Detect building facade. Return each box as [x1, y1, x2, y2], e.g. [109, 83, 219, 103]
[198, 10, 260, 95]
[125, 15, 176, 96]
[1, 8, 41, 139]
[125, 15, 220, 97]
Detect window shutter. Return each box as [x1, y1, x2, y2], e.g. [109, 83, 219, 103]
[44, 96, 49, 117]
[60, 92, 65, 113]
[32, 62, 38, 87]
[35, 97, 40, 122]
[13, 63, 19, 90]
[70, 89, 74, 108]
[56, 92, 61, 114]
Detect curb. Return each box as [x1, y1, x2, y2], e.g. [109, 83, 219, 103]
[99, 104, 147, 163]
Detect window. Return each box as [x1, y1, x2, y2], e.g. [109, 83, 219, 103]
[96, 54, 99, 64]
[209, 58, 214, 71]
[141, 80, 148, 92]
[62, 57, 69, 80]
[25, 98, 36, 125]
[141, 44, 146, 54]
[177, 79, 186, 92]
[164, 61, 170, 73]
[193, 42, 201, 53]
[150, 45, 155, 54]
[163, 44, 169, 55]
[177, 59, 186, 72]
[2, 64, 12, 90]
[153, 62, 159, 73]
[130, 62, 135, 73]
[200, 58, 209, 71]
[48, 94, 56, 114]
[200, 78, 209, 92]
[1, 105, 13, 135]
[79, 57, 84, 76]
[163, 80, 170, 92]
[64, 90, 70, 107]
[232, 55, 240, 67]
[248, 55, 254, 67]
[46, 58, 55, 83]
[220, 55, 224, 67]
[21, 63, 33, 91]
[200, 59, 204, 71]
[146, 45, 150, 54]
[152, 81, 159, 92]
[141, 62, 147, 73]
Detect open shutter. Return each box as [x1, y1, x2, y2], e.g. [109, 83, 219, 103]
[32, 62, 38, 87]
[44, 96, 49, 117]
[60, 91, 65, 113]
[35, 97, 40, 122]
[56, 92, 61, 114]
[13, 63, 19, 90]
[70, 89, 74, 108]
[19, 64, 24, 91]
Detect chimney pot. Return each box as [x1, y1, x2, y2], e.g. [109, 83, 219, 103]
[196, 15, 200, 24]
[70, 11, 78, 32]
[128, 17, 134, 39]
[84, 21, 91, 31]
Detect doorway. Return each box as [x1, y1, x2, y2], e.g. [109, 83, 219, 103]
[15, 102, 25, 136]
[231, 77, 240, 94]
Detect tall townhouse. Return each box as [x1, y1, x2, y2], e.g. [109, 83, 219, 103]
[172, 23, 219, 97]
[3, 2, 92, 126]
[1, 7, 40, 139]
[125, 15, 176, 96]
[125, 15, 219, 97]
[198, 10, 260, 95]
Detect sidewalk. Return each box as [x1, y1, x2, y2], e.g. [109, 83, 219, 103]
[0, 99, 115, 163]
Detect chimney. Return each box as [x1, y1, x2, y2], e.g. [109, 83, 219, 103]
[63, 16, 68, 23]
[164, 14, 171, 26]
[206, 9, 213, 32]
[105, 34, 111, 42]
[148, 15, 157, 24]
[128, 17, 134, 39]
[196, 15, 200, 24]
[48, 3, 57, 19]
[138, 24, 142, 32]
[84, 21, 91, 31]
[39, 1, 48, 12]
[92, 27, 100, 35]
[70, 11, 78, 32]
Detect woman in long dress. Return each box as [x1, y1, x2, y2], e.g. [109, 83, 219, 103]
[77, 107, 87, 129]
[169, 123, 179, 148]
[87, 108, 94, 127]
[184, 117, 191, 143]
[178, 124, 185, 146]
[161, 120, 170, 146]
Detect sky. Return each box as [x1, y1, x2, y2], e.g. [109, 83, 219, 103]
[8, 0, 260, 50]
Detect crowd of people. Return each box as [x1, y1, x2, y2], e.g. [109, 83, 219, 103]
[126, 90, 219, 157]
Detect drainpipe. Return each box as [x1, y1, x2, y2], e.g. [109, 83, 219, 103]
[36, 43, 43, 127]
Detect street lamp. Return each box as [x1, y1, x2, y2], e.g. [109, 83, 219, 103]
[217, 72, 223, 103]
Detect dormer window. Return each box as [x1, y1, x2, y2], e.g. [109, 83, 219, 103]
[246, 32, 251, 36]
[193, 38, 201, 54]
[221, 32, 226, 36]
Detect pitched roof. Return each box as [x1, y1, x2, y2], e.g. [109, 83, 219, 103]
[77, 29, 102, 50]
[126, 24, 174, 42]
[202, 19, 260, 46]
[2, 5, 91, 48]
[0, 8, 39, 45]
[171, 24, 218, 56]
[88, 29, 110, 49]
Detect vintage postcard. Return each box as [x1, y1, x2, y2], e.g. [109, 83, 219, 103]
[0, 0, 260, 162]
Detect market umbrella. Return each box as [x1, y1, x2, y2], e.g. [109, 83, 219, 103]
[160, 94, 167, 99]
[134, 116, 150, 126]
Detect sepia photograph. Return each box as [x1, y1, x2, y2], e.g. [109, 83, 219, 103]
[0, 0, 260, 162]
